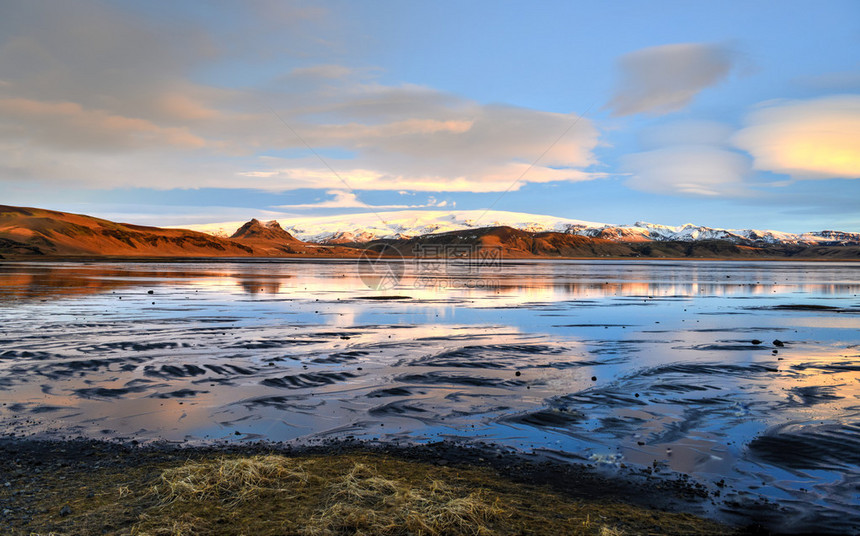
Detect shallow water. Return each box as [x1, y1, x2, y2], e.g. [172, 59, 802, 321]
[1, 259, 859, 530]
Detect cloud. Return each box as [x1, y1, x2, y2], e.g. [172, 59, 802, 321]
[240, 160, 598, 193]
[623, 120, 751, 197]
[608, 43, 737, 116]
[0, 2, 603, 194]
[624, 146, 750, 197]
[273, 190, 448, 209]
[733, 95, 860, 180]
[0, 97, 207, 151]
[288, 64, 357, 79]
[243, 90, 602, 192]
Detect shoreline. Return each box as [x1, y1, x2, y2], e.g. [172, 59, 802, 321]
[0, 437, 769, 535]
[2, 254, 858, 263]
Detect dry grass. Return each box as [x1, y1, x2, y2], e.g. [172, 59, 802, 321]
[154, 455, 309, 506]
[14, 452, 737, 536]
[301, 462, 505, 535]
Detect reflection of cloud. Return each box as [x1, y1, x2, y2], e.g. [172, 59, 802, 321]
[608, 43, 736, 116]
[623, 121, 750, 197]
[733, 95, 860, 180]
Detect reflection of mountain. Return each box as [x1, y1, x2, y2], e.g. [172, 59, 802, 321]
[0, 264, 232, 300]
[238, 279, 282, 294]
[4, 261, 860, 303]
[0, 206, 359, 258]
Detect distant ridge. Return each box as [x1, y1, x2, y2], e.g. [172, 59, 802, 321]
[184, 210, 860, 247]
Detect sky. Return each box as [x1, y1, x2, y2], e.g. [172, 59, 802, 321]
[1, 0, 859, 232]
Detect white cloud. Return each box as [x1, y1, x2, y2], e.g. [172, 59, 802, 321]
[239, 160, 599, 193]
[272, 189, 448, 209]
[623, 120, 751, 197]
[733, 95, 860, 180]
[624, 145, 750, 197]
[608, 43, 736, 117]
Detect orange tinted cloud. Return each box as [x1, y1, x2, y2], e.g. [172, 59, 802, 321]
[733, 95, 860, 180]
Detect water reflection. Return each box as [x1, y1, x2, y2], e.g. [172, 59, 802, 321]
[3, 260, 860, 302]
[0, 259, 858, 530]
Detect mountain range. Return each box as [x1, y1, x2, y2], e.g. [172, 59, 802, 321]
[1, 205, 858, 259]
[185, 209, 860, 247]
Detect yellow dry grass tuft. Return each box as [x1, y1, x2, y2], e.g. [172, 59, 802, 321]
[154, 455, 308, 505]
[302, 462, 506, 536]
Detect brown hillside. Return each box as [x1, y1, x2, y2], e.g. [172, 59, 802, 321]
[0, 206, 357, 258]
[231, 219, 302, 243]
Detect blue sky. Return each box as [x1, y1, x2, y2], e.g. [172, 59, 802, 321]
[1, 0, 858, 232]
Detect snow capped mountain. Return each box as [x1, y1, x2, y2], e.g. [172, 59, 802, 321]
[183, 210, 609, 243]
[579, 222, 860, 245]
[578, 222, 803, 244]
[179, 210, 860, 246]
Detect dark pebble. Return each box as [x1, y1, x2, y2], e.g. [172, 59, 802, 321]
[59, 504, 71, 516]
[515, 371, 521, 377]
[591, 376, 597, 381]
[751, 339, 762, 345]
[773, 339, 785, 347]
